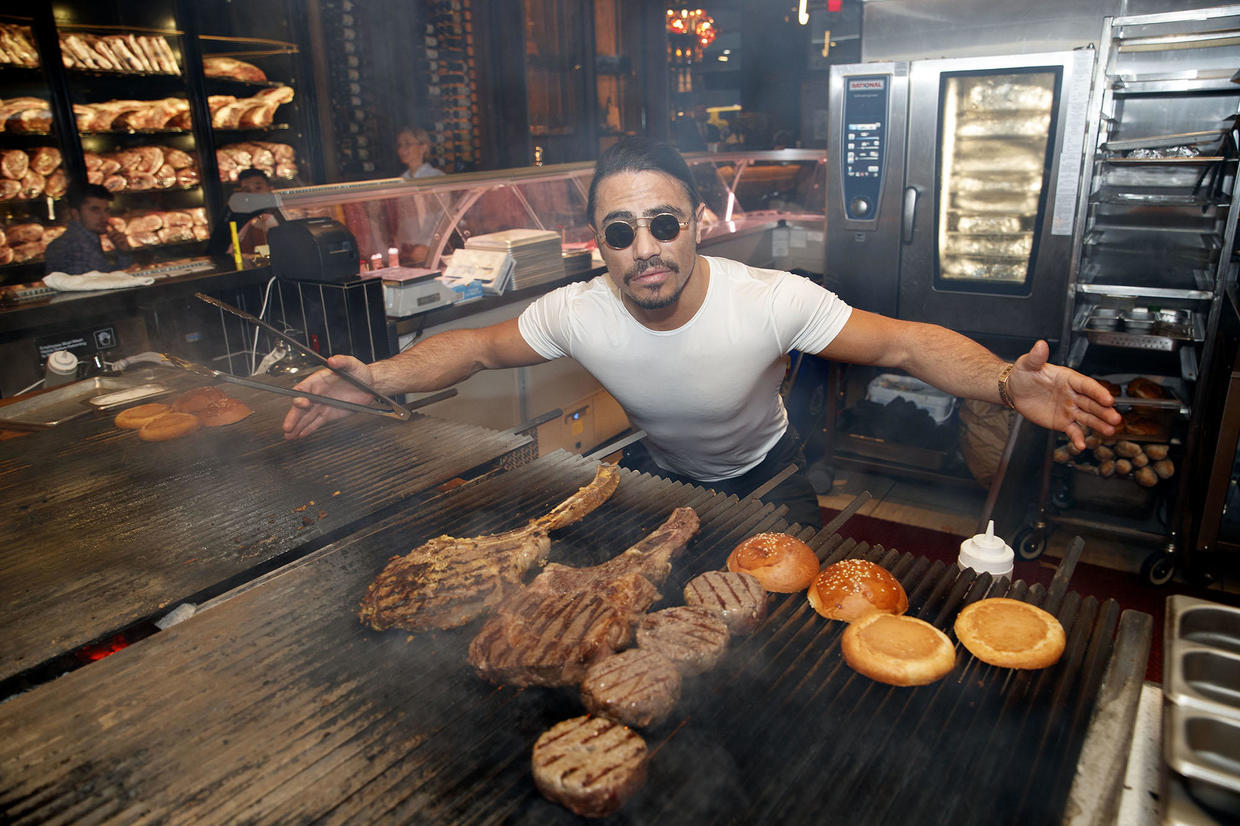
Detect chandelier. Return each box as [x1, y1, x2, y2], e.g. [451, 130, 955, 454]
[666, 8, 717, 51]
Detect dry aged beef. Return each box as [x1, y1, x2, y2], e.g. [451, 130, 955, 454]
[203, 56, 267, 82]
[0, 24, 39, 68]
[532, 715, 648, 818]
[468, 506, 700, 687]
[683, 570, 767, 635]
[636, 605, 731, 675]
[580, 648, 682, 728]
[358, 463, 621, 632]
[28, 146, 60, 177]
[1, 149, 28, 181]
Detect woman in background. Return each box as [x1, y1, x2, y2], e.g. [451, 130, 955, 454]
[393, 125, 447, 265]
[397, 126, 446, 181]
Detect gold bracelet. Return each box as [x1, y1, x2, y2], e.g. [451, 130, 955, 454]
[997, 363, 1016, 410]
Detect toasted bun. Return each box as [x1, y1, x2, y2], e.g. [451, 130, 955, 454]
[137, 411, 202, 442]
[841, 613, 956, 686]
[170, 385, 228, 414]
[953, 598, 1066, 670]
[199, 397, 253, 427]
[726, 532, 820, 593]
[1097, 379, 1121, 397]
[807, 558, 908, 622]
[114, 402, 171, 429]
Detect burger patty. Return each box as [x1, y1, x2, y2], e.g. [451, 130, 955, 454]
[580, 648, 682, 728]
[636, 606, 730, 675]
[683, 570, 767, 635]
[531, 715, 648, 818]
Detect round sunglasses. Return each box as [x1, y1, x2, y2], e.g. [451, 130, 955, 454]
[599, 213, 690, 250]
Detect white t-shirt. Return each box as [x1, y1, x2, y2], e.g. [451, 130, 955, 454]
[518, 256, 852, 481]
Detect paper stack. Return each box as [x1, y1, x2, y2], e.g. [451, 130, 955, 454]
[465, 229, 564, 291]
[442, 247, 513, 296]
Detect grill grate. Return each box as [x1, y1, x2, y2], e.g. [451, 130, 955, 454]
[0, 453, 1148, 825]
[0, 382, 527, 684]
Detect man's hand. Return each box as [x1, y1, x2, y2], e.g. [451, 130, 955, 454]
[106, 227, 131, 252]
[282, 354, 378, 439]
[1007, 340, 1122, 451]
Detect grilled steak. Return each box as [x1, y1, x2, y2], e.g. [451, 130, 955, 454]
[531, 715, 648, 818]
[580, 648, 682, 728]
[636, 606, 730, 675]
[683, 571, 767, 635]
[468, 507, 700, 687]
[358, 464, 620, 632]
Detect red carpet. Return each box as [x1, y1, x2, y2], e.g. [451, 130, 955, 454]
[822, 508, 1240, 685]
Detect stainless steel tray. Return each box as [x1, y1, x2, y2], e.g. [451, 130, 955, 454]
[0, 371, 166, 429]
[1102, 129, 1226, 153]
[1163, 595, 1240, 820]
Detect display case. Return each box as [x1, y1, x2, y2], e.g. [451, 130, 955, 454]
[55, 3, 209, 264]
[1021, 7, 1240, 584]
[0, 1, 322, 289]
[268, 148, 827, 274]
[0, 14, 63, 278]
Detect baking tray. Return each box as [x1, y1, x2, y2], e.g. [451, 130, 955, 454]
[0, 372, 166, 429]
[1102, 129, 1225, 153]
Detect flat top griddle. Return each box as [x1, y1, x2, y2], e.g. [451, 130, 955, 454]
[0, 454, 1150, 825]
[0, 375, 527, 684]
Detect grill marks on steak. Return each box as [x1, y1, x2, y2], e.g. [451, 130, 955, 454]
[357, 527, 552, 631]
[468, 507, 700, 687]
[357, 464, 621, 632]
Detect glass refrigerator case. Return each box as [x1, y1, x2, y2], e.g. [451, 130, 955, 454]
[268, 149, 826, 273]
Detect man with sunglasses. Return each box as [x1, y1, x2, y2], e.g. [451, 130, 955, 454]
[284, 137, 1120, 527]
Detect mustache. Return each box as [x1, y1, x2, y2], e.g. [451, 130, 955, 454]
[625, 257, 679, 283]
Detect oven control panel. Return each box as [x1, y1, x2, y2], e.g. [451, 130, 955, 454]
[841, 75, 889, 223]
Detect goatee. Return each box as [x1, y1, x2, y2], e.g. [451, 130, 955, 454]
[625, 257, 688, 310]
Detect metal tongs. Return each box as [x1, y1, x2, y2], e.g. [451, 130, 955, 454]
[160, 293, 454, 420]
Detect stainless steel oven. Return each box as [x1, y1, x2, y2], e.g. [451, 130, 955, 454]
[827, 50, 1096, 343]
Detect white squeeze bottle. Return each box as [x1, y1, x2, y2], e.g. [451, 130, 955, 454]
[957, 520, 1014, 581]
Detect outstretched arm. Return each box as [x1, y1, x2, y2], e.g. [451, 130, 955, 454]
[817, 309, 1121, 450]
[282, 317, 548, 439]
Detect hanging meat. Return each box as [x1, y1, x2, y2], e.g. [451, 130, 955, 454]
[58, 31, 179, 75]
[43, 169, 67, 198]
[203, 56, 267, 83]
[0, 24, 39, 67]
[28, 147, 61, 177]
[238, 86, 295, 128]
[18, 169, 44, 199]
[0, 150, 28, 181]
[0, 98, 52, 133]
[209, 87, 294, 129]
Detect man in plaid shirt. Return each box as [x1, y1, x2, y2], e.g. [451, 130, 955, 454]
[44, 183, 133, 275]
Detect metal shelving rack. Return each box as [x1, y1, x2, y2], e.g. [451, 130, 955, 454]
[1020, 5, 1240, 585]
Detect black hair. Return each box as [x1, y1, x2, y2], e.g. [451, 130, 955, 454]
[65, 182, 114, 210]
[585, 137, 702, 226]
[237, 168, 270, 184]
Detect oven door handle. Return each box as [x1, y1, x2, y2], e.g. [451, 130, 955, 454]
[901, 186, 918, 244]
